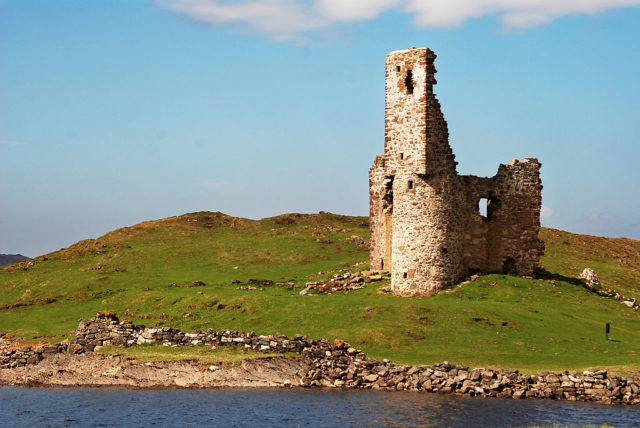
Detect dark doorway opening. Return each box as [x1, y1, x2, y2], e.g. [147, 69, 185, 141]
[502, 258, 517, 275]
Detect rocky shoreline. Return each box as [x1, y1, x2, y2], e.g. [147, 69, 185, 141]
[2, 312, 639, 405]
[0, 353, 306, 389]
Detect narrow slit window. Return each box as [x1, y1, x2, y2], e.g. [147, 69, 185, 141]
[408, 180, 414, 190]
[399, 153, 404, 160]
[396, 65, 401, 72]
[403, 272, 408, 279]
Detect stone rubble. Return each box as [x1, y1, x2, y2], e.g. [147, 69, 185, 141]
[579, 268, 639, 310]
[348, 236, 367, 247]
[2, 311, 639, 406]
[0, 342, 68, 368]
[233, 279, 297, 291]
[299, 272, 383, 295]
[579, 268, 600, 288]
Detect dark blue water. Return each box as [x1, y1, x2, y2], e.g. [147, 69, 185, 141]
[1, 387, 639, 427]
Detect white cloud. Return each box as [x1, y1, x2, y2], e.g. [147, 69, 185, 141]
[157, 0, 640, 41]
[540, 205, 555, 219]
[316, 0, 400, 21]
[405, 0, 640, 29]
[157, 0, 329, 41]
[0, 139, 28, 146]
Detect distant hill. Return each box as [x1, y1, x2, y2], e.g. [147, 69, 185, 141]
[0, 254, 29, 267]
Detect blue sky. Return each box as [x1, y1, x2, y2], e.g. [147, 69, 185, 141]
[1, 0, 639, 257]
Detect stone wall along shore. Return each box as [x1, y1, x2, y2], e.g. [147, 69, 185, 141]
[2, 311, 639, 406]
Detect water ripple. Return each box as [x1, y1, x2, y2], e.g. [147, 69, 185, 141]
[1, 387, 639, 427]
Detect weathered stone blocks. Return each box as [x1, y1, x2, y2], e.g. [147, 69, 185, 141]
[370, 48, 543, 296]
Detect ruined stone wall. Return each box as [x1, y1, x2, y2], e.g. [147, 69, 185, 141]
[384, 48, 466, 295]
[459, 161, 543, 276]
[369, 47, 543, 296]
[391, 174, 467, 295]
[459, 175, 493, 273]
[383, 49, 456, 177]
[485, 158, 544, 275]
[368, 155, 391, 272]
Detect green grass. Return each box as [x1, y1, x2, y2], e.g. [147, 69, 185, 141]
[1, 211, 639, 375]
[96, 344, 300, 368]
[540, 228, 640, 298]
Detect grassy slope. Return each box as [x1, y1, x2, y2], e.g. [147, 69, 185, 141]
[1, 211, 639, 374]
[540, 228, 640, 298]
[96, 344, 300, 368]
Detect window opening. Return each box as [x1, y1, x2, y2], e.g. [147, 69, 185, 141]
[396, 65, 401, 72]
[403, 272, 408, 279]
[405, 69, 414, 94]
[399, 153, 404, 160]
[408, 180, 414, 190]
[478, 198, 488, 218]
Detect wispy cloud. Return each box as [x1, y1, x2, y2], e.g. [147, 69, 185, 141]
[404, 0, 640, 29]
[0, 139, 28, 146]
[157, 0, 640, 41]
[540, 205, 555, 219]
[588, 212, 601, 221]
[157, 0, 329, 42]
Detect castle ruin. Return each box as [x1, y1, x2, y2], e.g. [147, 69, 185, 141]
[369, 48, 544, 296]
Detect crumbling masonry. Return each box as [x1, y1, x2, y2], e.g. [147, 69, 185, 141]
[369, 48, 544, 296]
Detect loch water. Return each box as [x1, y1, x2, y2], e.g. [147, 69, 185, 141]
[1, 386, 639, 427]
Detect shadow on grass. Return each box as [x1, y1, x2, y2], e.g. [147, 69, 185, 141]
[535, 268, 584, 287]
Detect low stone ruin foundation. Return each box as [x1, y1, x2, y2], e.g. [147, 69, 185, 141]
[3, 312, 640, 405]
[369, 48, 544, 296]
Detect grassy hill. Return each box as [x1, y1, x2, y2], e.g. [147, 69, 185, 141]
[1, 211, 639, 375]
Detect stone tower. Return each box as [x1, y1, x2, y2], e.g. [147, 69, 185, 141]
[369, 48, 544, 296]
